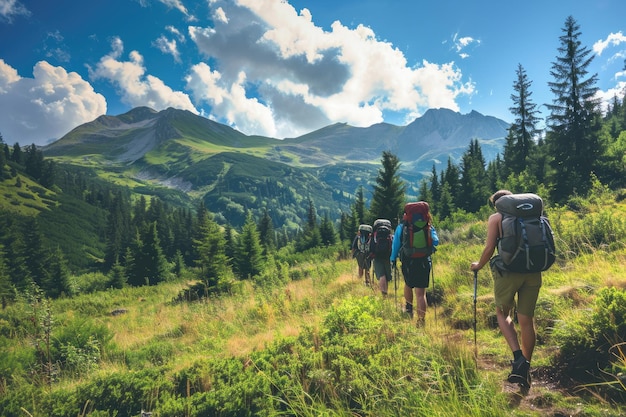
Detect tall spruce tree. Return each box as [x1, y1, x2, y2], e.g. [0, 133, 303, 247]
[257, 209, 276, 255]
[457, 139, 488, 213]
[369, 151, 405, 226]
[505, 64, 541, 175]
[236, 211, 264, 279]
[354, 186, 367, 226]
[319, 213, 337, 246]
[194, 210, 230, 286]
[0, 243, 12, 308]
[546, 15, 603, 201]
[43, 247, 70, 298]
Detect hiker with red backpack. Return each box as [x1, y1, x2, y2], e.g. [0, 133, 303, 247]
[470, 190, 556, 390]
[390, 201, 439, 327]
[369, 219, 394, 296]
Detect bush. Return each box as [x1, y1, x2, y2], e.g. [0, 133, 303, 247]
[553, 286, 626, 402]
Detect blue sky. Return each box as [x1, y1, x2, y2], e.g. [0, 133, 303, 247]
[1, 0, 625, 146]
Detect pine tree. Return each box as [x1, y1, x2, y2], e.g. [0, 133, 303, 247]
[505, 64, 541, 175]
[457, 140, 488, 213]
[443, 157, 461, 205]
[369, 151, 406, 226]
[319, 213, 337, 246]
[429, 164, 440, 204]
[104, 192, 131, 270]
[43, 247, 70, 298]
[22, 218, 48, 290]
[194, 211, 230, 286]
[125, 223, 169, 286]
[0, 243, 13, 308]
[257, 209, 276, 255]
[546, 15, 603, 201]
[354, 186, 367, 225]
[236, 211, 264, 279]
[108, 260, 127, 289]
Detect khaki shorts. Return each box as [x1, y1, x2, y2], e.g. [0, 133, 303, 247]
[490, 263, 542, 317]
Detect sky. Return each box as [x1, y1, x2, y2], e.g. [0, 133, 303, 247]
[1, 0, 625, 147]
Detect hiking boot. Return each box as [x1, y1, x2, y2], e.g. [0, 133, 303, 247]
[416, 318, 425, 328]
[507, 356, 531, 389]
[404, 303, 414, 319]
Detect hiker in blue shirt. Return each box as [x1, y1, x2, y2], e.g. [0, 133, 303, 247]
[390, 208, 439, 327]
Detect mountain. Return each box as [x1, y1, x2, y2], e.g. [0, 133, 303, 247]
[42, 106, 509, 228]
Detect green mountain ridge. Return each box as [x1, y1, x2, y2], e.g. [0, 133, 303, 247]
[41, 106, 509, 228]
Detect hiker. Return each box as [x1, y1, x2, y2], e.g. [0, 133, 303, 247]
[351, 225, 372, 285]
[369, 219, 393, 296]
[391, 202, 439, 327]
[470, 190, 543, 390]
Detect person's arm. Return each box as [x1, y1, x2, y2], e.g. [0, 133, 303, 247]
[431, 225, 439, 247]
[471, 213, 501, 271]
[390, 225, 402, 262]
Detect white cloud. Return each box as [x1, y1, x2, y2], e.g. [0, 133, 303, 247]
[187, 0, 475, 138]
[153, 35, 181, 62]
[90, 37, 198, 114]
[185, 62, 277, 137]
[596, 80, 626, 114]
[158, 0, 188, 16]
[0, 59, 107, 145]
[0, 0, 30, 22]
[452, 33, 481, 57]
[593, 31, 626, 56]
[166, 25, 185, 42]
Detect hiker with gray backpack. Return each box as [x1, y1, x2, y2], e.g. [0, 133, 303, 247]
[471, 190, 556, 391]
[391, 201, 439, 328]
[368, 219, 394, 297]
[351, 224, 373, 286]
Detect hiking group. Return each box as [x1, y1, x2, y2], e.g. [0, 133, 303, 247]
[352, 191, 556, 392]
[351, 202, 440, 327]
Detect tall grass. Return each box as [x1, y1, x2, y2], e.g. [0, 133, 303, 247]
[1, 194, 626, 416]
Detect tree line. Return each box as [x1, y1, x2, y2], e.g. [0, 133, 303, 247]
[415, 16, 626, 220]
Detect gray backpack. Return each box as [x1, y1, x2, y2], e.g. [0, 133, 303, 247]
[494, 193, 556, 273]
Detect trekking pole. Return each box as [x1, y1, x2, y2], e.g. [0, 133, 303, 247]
[393, 262, 398, 312]
[432, 258, 437, 326]
[473, 270, 478, 361]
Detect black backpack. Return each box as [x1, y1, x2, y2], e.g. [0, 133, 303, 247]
[371, 219, 392, 258]
[495, 193, 556, 273]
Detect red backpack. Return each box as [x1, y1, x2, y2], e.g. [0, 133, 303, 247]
[401, 202, 433, 259]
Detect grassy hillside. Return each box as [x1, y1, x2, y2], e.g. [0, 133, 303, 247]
[1, 195, 625, 416]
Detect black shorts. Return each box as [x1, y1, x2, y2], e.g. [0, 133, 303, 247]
[402, 257, 431, 288]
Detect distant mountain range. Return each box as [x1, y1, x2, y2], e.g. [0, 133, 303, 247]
[42, 107, 509, 228]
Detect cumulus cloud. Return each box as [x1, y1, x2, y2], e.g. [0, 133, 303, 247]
[593, 31, 626, 56]
[184, 0, 475, 138]
[0, 0, 30, 22]
[90, 37, 198, 114]
[0, 59, 106, 145]
[186, 62, 278, 136]
[153, 35, 181, 62]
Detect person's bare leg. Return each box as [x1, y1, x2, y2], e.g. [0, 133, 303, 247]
[496, 307, 521, 353]
[404, 284, 413, 305]
[379, 276, 388, 295]
[517, 313, 536, 362]
[415, 288, 427, 319]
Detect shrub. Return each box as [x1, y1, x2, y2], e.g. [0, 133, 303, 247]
[553, 286, 626, 402]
